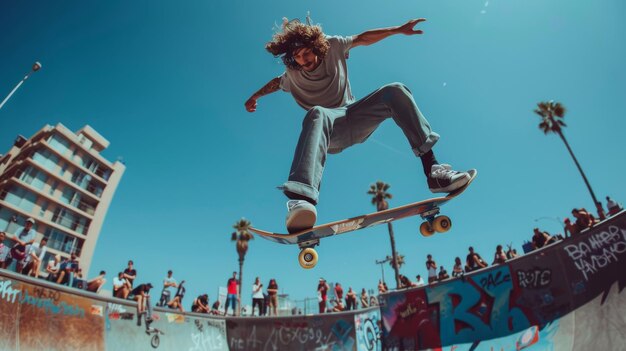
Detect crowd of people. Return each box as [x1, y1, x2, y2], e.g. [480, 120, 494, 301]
[0, 196, 623, 319]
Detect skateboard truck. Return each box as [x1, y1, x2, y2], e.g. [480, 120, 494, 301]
[297, 240, 319, 269]
[419, 206, 452, 237]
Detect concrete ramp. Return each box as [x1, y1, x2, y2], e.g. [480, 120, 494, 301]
[379, 212, 626, 350]
[0, 212, 624, 350]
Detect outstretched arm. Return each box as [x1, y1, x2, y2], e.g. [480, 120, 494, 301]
[351, 18, 426, 48]
[245, 77, 281, 113]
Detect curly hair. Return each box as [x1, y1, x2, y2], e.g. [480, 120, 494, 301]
[265, 20, 330, 71]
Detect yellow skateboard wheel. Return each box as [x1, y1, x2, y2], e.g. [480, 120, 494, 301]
[420, 222, 435, 237]
[432, 215, 452, 233]
[299, 248, 318, 269]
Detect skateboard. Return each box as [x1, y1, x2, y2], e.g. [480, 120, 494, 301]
[250, 170, 477, 269]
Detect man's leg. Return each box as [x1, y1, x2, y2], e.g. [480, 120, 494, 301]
[345, 83, 470, 192]
[281, 106, 348, 232]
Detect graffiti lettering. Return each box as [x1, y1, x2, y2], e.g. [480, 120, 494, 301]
[480, 271, 511, 290]
[32, 286, 60, 302]
[427, 266, 531, 344]
[563, 225, 626, 281]
[20, 290, 85, 317]
[516, 269, 552, 288]
[0, 279, 21, 303]
[190, 321, 227, 351]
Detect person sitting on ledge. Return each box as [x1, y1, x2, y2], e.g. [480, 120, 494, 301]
[86, 271, 107, 293]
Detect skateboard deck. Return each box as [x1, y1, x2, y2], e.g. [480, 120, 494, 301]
[250, 169, 477, 268]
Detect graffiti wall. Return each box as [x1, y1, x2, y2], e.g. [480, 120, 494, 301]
[0, 269, 381, 351]
[380, 212, 626, 350]
[0, 213, 624, 350]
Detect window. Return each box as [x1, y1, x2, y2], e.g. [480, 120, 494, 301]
[39, 201, 49, 217]
[43, 228, 84, 255]
[32, 149, 59, 172]
[3, 185, 37, 213]
[19, 166, 48, 190]
[47, 134, 71, 155]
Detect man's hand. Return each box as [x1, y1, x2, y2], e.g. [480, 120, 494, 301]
[245, 95, 258, 113]
[397, 18, 427, 35]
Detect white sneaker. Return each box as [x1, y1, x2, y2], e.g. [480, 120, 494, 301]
[286, 200, 317, 233]
[428, 164, 471, 193]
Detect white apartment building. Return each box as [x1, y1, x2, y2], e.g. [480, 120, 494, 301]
[0, 123, 125, 274]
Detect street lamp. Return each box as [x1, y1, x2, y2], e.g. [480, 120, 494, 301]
[375, 256, 392, 285]
[0, 61, 42, 111]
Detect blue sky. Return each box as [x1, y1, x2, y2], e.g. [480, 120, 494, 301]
[1, 0, 625, 307]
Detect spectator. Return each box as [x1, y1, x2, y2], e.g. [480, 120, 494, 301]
[426, 254, 437, 284]
[606, 196, 623, 216]
[452, 257, 463, 277]
[251, 277, 264, 316]
[57, 254, 79, 286]
[377, 280, 387, 294]
[465, 247, 487, 272]
[45, 254, 61, 282]
[492, 245, 507, 265]
[210, 300, 222, 315]
[370, 296, 378, 306]
[224, 272, 239, 316]
[0, 232, 11, 269]
[332, 299, 345, 312]
[399, 275, 413, 288]
[360, 288, 369, 308]
[415, 274, 425, 286]
[267, 278, 279, 316]
[532, 228, 553, 250]
[505, 245, 518, 259]
[334, 282, 344, 302]
[86, 271, 107, 293]
[123, 260, 137, 288]
[130, 283, 153, 326]
[167, 280, 186, 312]
[191, 294, 210, 313]
[21, 237, 47, 277]
[317, 278, 329, 314]
[157, 270, 178, 307]
[6, 218, 37, 271]
[563, 218, 579, 237]
[345, 287, 357, 310]
[113, 272, 131, 299]
[438, 266, 449, 280]
[572, 208, 595, 231]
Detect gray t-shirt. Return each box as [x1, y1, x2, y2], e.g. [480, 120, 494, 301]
[280, 35, 354, 110]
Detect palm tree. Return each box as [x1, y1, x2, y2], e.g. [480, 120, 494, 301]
[368, 181, 401, 289]
[231, 218, 254, 316]
[386, 254, 405, 271]
[534, 101, 605, 219]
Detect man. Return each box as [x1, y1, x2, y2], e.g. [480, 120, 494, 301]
[113, 272, 131, 299]
[57, 254, 79, 286]
[465, 247, 487, 272]
[438, 266, 450, 280]
[22, 237, 48, 277]
[86, 271, 107, 293]
[251, 277, 264, 316]
[531, 228, 553, 250]
[224, 272, 239, 316]
[7, 218, 37, 271]
[606, 196, 623, 216]
[415, 274, 425, 286]
[158, 270, 178, 307]
[130, 283, 153, 326]
[123, 260, 137, 288]
[317, 278, 329, 314]
[345, 287, 357, 310]
[166, 280, 186, 312]
[334, 282, 344, 304]
[425, 254, 437, 284]
[0, 232, 11, 269]
[191, 294, 210, 313]
[245, 16, 473, 233]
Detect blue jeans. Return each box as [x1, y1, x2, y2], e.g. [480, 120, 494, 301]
[225, 294, 237, 314]
[281, 83, 439, 204]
